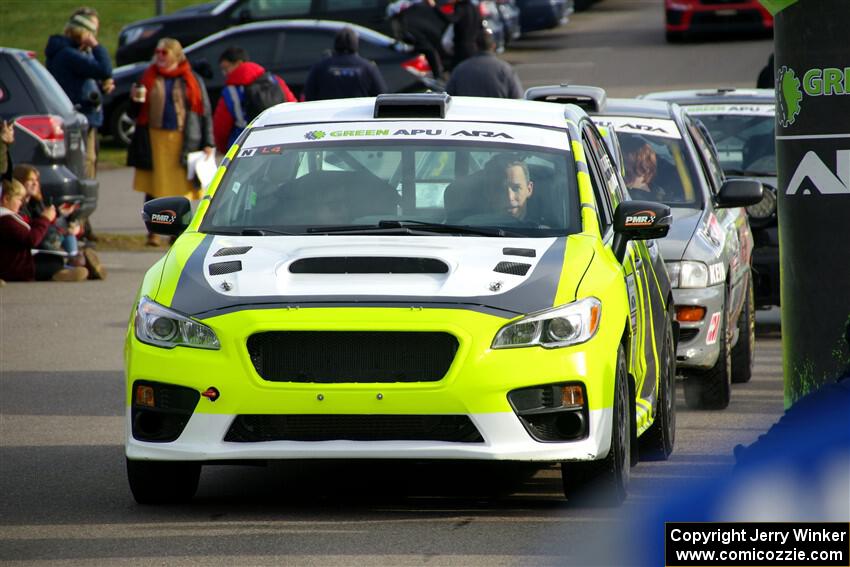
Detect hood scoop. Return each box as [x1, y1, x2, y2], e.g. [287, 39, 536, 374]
[494, 261, 532, 276]
[209, 261, 243, 275]
[502, 247, 536, 258]
[289, 257, 450, 274]
[213, 246, 252, 257]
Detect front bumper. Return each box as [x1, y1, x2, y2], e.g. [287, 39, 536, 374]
[673, 284, 725, 370]
[125, 306, 619, 464]
[666, 4, 773, 33]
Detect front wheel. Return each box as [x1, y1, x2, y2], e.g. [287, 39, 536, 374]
[109, 98, 135, 147]
[731, 274, 755, 384]
[562, 345, 630, 506]
[127, 459, 201, 505]
[640, 309, 677, 460]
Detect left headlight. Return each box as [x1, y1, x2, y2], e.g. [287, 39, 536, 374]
[134, 296, 220, 350]
[121, 24, 162, 46]
[492, 297, 601, 349]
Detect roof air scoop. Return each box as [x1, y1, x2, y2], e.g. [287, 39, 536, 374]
[373, 93, 451, 119]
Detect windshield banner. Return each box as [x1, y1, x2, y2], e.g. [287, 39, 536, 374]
[240, 121, 571, 152]
[599, 117, 682, 140]
[686, 104, 775, 117]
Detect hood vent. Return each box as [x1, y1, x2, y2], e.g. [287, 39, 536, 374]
[289, 257, 449, 274]
[494, 261, 532, 276]
[213, 246, 252, 257]
[502, 247, 536, 258]
[209, 260, 242, 276]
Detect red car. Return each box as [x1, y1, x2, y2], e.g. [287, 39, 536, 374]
[665, 0, 773, 41]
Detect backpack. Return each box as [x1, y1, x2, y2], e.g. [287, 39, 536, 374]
[227, 72, 285, 128]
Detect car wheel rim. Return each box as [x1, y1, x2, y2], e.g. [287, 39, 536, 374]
[119, 112, 135, 144]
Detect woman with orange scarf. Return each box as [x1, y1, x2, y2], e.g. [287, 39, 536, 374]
[128, 38, 213, 246]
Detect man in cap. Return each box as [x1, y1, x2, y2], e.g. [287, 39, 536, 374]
[303, 26, 388, 101]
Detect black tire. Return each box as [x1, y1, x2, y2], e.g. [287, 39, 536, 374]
[562, 345, 630, 506]
[684, 294, 732, 410]
[640, 310, 677, 460]
[731, 274, 755, 384]
[109, 98, 135, 147]
[127, 458, 201, 505]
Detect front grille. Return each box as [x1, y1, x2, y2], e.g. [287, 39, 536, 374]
[224, 414, 484, 442]
[247, 331, 459, 383]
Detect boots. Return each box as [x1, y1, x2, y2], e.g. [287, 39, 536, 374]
[52, 266, 89, 282]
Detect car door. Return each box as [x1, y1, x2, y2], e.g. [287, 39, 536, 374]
[684, 116, 751, 327]
[317, 0, 391, 36]
[228, 0, 315, 23]
[582, 121, 659, 410]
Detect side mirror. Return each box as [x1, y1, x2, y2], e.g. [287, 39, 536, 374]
[192, 59, 214, 80]
[612, 200, 672, 263]
[142, 196, 192, 236]
[716, 178, 764, 208]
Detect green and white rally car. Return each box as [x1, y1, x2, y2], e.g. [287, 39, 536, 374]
[126, 94, 676, 504]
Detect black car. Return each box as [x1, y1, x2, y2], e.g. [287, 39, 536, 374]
[641, 88, 779, 308]
[105, 20, 443, 146]
[516, 0, 574, 33]
[0, 48, 97, 219]
[116, 0, 512, 64]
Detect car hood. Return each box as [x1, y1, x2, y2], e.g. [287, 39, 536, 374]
[657, 206, 703, 262]
[162, 234, 592, 319]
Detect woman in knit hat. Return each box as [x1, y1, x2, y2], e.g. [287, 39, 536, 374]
[127, 38, 214, 247]
[45, 9, 113, 179]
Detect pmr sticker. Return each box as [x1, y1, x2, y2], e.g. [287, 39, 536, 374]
[624, 210, 656, 227]
[150, 210, 176, 225]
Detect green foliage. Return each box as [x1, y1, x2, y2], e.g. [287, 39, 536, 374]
[0, 0, 201, 63]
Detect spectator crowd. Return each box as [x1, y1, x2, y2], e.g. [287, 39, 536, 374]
[2, 0, 524, 285]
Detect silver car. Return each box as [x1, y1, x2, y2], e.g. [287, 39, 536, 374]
[526, 86, 763, 410]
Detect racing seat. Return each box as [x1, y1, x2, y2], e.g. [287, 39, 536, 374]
[259, 170, 399, 226]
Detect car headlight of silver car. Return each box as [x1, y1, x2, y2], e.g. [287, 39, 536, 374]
[666, 260, 725, 288]
[134, 296, 220, 350]
[492, 297, 601, 349]
[121, 24, 162, 46]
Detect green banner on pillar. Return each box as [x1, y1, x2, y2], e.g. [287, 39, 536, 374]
[759, 0, 797, 16]
[775, 1, 850, 405]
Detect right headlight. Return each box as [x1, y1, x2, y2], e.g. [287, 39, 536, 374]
[134, 296, 220, 350]
[746, 184, 777, 220]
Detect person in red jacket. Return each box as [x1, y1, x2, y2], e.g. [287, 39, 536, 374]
[0, 179, 88, 282]
[213, 47, 296, 154]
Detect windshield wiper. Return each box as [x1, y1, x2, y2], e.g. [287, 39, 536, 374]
[306, 220, 520, 237]
[239, 227, 295, 236]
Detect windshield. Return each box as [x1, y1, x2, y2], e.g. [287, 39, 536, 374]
[691, 111, 775, 176]
[597, 117, 704, 209]
[202, 122, 580, 237]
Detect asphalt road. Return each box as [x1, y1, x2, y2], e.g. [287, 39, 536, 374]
[0, 1, 782, 564]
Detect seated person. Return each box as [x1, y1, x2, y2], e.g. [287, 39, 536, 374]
[622, 137, 666, 201]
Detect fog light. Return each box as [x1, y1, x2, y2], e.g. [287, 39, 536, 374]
[676, 305, 706, 322]
[135, 384, 155, 407]
[561, 385, 584, 407]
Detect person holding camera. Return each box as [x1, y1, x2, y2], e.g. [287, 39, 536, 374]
[45, 8, 114, 180]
